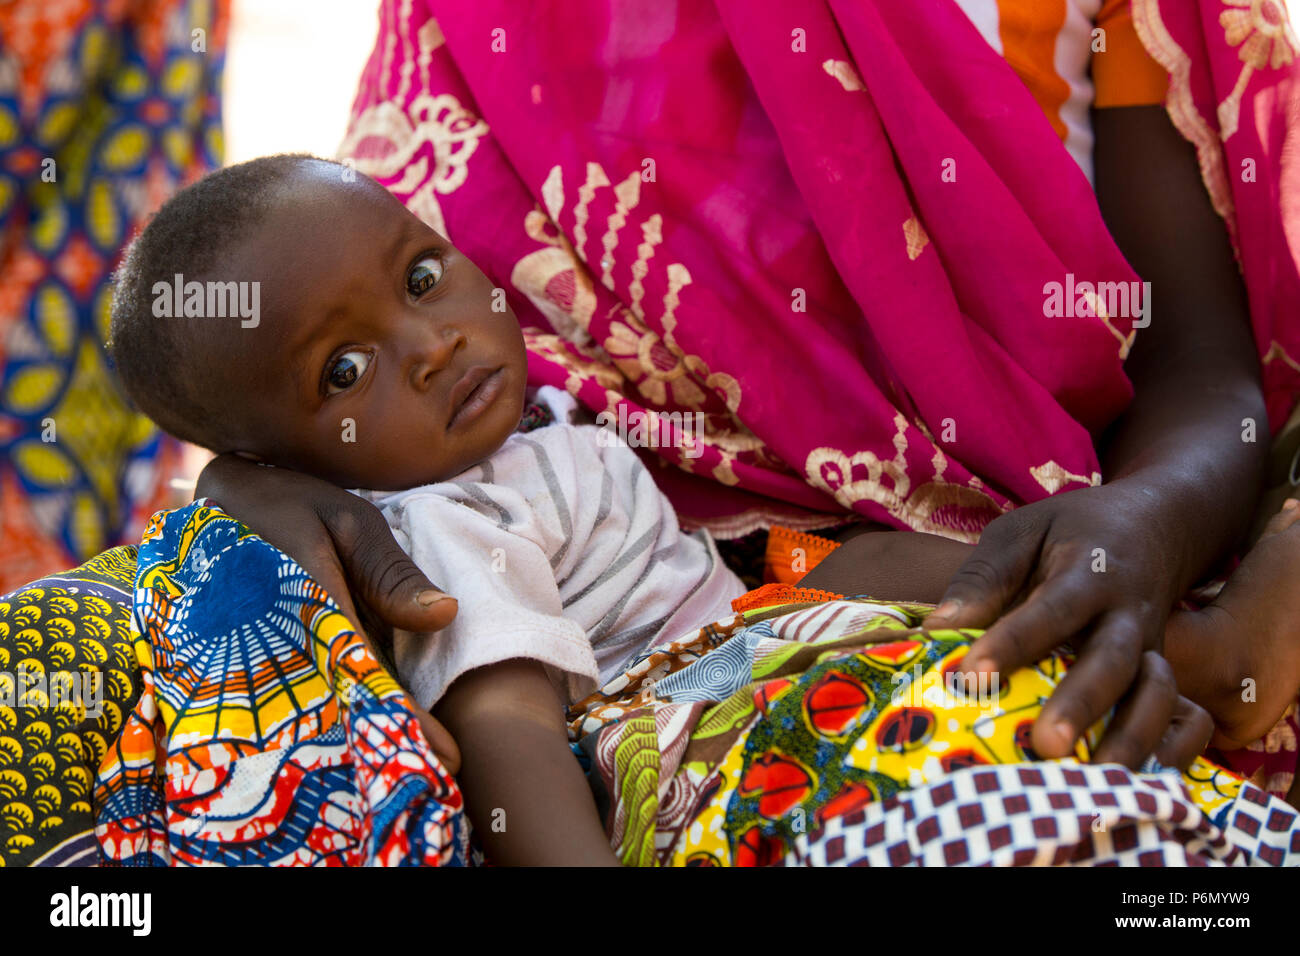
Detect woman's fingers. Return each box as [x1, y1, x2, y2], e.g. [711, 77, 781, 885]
[197, 453, 456, 643]
[1153, 694, 1215, 773]
[959, 567, 1103, 685]
[1081, 648, 1175, 768]
[302, 548, 368, 637]
[319, 494, 459, 634]
[922, 511, 1046, 630]
[1030, 612, 1145, 760]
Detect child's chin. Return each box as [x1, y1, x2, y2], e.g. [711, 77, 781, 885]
[370, 457, 488, 492]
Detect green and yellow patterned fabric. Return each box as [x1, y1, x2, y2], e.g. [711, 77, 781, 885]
[0, 545, 139, 866]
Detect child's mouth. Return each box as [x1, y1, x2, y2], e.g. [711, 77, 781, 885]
[447, 365, 506, 430]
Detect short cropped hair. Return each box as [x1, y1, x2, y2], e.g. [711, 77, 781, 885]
[108, 153, 328, 450]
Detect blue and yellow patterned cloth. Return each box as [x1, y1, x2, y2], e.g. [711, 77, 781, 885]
[4, 499, 470, 867]
[94, 500, 467, 866]
[0, 0, 227, 594]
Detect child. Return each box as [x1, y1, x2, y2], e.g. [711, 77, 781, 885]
[108, 155, 744, 865]
[109, 154, 1300, 863]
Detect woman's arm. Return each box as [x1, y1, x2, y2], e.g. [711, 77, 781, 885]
[1090, 104, 1268, 584]
[922, 104, 1268, 765]
[433, 659, 621, 866]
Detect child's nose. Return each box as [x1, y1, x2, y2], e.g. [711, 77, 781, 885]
[408, 324, 467, 391]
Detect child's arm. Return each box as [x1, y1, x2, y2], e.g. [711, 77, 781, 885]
[798, 529, 974, 604]
[433, 658, 621, 866]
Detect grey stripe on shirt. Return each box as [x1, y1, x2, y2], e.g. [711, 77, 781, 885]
[519, 436, 574, 570]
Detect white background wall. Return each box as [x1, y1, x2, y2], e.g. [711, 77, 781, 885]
[223, 0, 379, 163]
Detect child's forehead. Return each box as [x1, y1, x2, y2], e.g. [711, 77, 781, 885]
[207, 165, 418, 322]
[278, 163, 399, 217]
[237, 176, 402, 273]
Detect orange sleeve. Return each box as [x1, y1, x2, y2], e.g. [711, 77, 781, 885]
[763, 526, 841, 585]
[1092, 0, 1169, 107]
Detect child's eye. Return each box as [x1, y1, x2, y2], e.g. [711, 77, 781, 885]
[325, 349, 371, 394]
[407, 254, 444, 296]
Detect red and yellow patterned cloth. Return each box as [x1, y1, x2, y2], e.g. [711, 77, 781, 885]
[568, 593, 1297, 865]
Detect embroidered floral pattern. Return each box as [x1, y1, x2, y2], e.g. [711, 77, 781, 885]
[805, 415, 1008, 542]
[338, 92, 489, 240]
[522, 328, 625, 402]
[1216, 0, 1297, 136]
[604, 308, 708, 410]
[508, 159, 769, 490]
[1222, 0, 1296, 69]
[510, 208, 597, 345]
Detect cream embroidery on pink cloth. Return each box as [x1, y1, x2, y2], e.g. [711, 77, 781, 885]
[1217, 0, 1297, 138]
[805, 414, 1010, 543]
[337, 92, 490, 241]
[511, 161, 765, 489]
[822, 58, 866, 92]
[1030, 460, 1103, 495]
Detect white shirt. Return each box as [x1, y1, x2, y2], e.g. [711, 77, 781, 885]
[353, 388, 745, 710]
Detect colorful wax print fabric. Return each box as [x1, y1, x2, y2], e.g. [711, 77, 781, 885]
[93, 500, 466, 866]
[0, 545, 139, 867]
[0, 0, 227, 593]
[570, 597, 1300, 866]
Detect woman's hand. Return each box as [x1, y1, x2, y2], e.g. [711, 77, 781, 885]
[923, 480, 1200, 768]
[195, 452, 461, 771]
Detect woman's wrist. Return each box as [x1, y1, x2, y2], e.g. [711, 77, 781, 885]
[1089, 473, 1244, 618]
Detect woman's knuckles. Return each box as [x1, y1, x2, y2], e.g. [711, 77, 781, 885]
[950, 554, 1018, 600]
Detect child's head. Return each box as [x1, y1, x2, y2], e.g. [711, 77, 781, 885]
[109, 155, 528, 490]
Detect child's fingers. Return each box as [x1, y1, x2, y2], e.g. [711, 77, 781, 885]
[1086, 649, 1177, 769]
